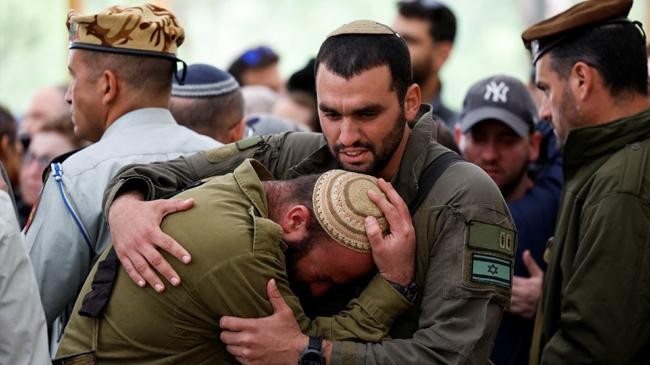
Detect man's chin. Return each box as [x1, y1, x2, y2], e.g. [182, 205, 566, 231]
[337, 161, 373, 174]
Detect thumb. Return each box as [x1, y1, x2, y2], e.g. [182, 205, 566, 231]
[267, 278, 289, 313]
[522, 250, 543, 277]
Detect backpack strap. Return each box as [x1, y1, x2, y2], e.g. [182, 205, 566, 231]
[408, 151, 464, 215]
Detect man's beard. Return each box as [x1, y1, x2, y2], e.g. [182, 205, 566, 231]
[330, 111, 407, 175]
[498, 162, 529, 201]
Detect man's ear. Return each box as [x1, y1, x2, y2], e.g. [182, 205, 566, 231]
[570, 61, 595, 102]
[403, 83, 422, 122]
[228, 118, 246, 143]
[279, 204, 311, 244]
[529, 130, 542, 162]
[100, 69, 119, 106]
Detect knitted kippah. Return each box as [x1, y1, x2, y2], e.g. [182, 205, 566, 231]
[313, 170, 388, 252]
[172, 64, 239, 98]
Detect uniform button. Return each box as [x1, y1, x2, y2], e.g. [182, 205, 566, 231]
[629, 143, 640, 150]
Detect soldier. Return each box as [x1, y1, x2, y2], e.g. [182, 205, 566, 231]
[522, 0, 650, 363]
[56, 161, 406, 364]
[105, 20, 515, 364]
[24, 3, 220, 337]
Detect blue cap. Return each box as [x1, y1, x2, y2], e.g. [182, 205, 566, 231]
[172, 63, 240, 98]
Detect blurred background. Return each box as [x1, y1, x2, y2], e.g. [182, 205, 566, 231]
[0, 0, 648, 118]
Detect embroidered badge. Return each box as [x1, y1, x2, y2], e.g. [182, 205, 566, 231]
[471, 253, 512, 288]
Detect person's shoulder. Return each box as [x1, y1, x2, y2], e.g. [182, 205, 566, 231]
[589, 136, 650, 202]
[441, 160, 502, 198]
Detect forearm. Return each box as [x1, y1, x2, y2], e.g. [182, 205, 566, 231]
[305, 275, 411, 342]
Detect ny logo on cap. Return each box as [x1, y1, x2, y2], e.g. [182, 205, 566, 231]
[484, 81, 510, 103]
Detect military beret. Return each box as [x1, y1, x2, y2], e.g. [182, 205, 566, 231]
[328, 19, 397, 38]
[522, 0, 634, 64]
[67, 3, 184, 60]
[313, 169, 388, 252]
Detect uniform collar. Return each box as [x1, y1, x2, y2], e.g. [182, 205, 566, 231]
[100, 108, 177, 142]
[232, 159, 275, 218]
[563, 108, 650, 170]
[393, 104, 440, 207]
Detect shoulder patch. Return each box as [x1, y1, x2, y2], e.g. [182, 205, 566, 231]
[462, 221, 516, 304]
[467, 221, 516, 257]
[470, 253, 511, 288]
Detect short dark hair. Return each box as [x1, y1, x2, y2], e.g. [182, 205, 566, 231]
[169, 90, 244, 142]
[80, 50, 174, 95]
[397, 0, 457, 43]
[228, 46, 279, 85]
[548, 22, 647, 96]
[315, 34, 412, 103]
[0, 105, 17, 146]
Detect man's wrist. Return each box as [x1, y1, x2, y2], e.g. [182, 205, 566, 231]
[387, 280, 418, 303]
[298, 336, 325, 365]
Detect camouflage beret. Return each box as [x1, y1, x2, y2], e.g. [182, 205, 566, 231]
[67, 3, 184, 60]
[313, 169, 388, 252]
[522, 0, 637, 64]
[328, 19, 397, 38]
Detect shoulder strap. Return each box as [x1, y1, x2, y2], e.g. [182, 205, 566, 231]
[408, 151, 464, 215]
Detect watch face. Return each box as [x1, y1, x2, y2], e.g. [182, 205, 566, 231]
[299, 349, 324, 365]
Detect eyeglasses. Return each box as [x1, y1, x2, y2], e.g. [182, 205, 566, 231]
[240, 46, 277, 67]
[23, 151, 54, 167]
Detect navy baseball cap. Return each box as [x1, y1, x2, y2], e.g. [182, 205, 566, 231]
[460, 75, 537, 137]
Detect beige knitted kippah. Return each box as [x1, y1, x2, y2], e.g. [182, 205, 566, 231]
[67, 3, 184, 59]
[313, 170, 389, 252]
[328, 19, 397, 38]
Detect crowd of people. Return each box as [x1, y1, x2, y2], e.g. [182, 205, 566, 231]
[0, 0, 649, 364]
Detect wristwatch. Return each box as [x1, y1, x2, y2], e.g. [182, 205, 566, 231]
[388, 280, 418, 303]
[298, 336, 325, 365]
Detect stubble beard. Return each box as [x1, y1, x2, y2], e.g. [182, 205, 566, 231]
[330, 111, 407, 175]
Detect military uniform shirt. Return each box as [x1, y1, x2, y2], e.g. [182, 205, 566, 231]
[58, 159, 409, 364]
[104, 105, 516, 364]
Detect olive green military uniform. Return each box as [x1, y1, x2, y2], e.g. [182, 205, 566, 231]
[532, 109, 650, 364]
[57, 160, 410, 364]
[105, 105, 516, 364]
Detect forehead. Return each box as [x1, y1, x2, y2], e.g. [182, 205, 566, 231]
[315, 65, 397, 109]
[393, 15, 431, 42]
[469, 119, 522, 136]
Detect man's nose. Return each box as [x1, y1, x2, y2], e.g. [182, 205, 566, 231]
[309, 282, 332, 297]
[338, 119, 361, 146]
[481, 142, 499, 162]
[538, 100, 552, 124]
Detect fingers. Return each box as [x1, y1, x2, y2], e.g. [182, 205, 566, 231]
[220, 315, 257, 333]
[522, 250, 543, 277]
[376, 179, 410, 221]
[119, 254, 146, 287]
[158, 198, 195, 218]
[364, 216, 383, 249]
[133, 246, 167, 292]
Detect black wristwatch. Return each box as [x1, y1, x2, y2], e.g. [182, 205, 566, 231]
[388, 280, 418, 303]
[298, 336, 325, 365]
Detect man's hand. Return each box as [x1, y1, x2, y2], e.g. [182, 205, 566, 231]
[220, 279, 308, 365]
[107, 191, 194, 292]
[509, 250, 543, 318]
[365, 178, 416, 286]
